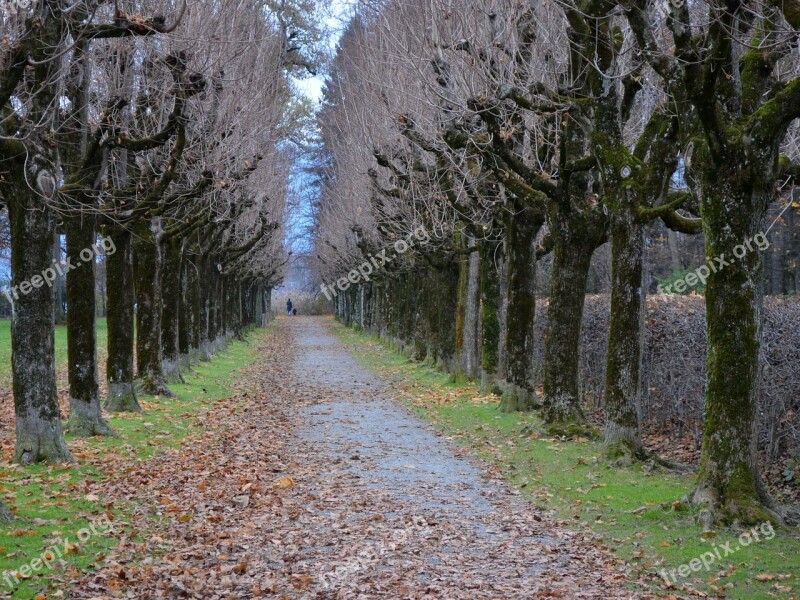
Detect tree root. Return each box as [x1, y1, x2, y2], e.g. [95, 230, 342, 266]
[66, 414, 118, 438]
[604, 440, 694, 473]
[0, 501, 13, 524]
[691, 484, 784, 528]
[498, 384, 540, 413]
[136, 376, 176, 398]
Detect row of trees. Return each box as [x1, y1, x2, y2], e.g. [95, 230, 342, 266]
[0, 1, 311, 480]
[313, 0, 800, 526]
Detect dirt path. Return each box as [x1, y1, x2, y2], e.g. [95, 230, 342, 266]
[71, 316, 642, 599]
[286, 317, 639, 598]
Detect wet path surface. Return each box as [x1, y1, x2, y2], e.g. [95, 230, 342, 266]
[287, 317, 639, 598]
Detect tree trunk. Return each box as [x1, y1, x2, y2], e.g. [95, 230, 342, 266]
[499, 206, 541, 412]
[8, 193, 73, 464]
[479, 241, 501, 392]
[197, 255, 212, 360]
[454, 233, 480, 381]
[603, 214, 645, 457]
[179, 255, 194, 371]
[160, 237, 185, 384]
[65, 215, 114, 436]
[541, 214, 603, 428]
[52, 233, 67, 325]
[693, 175, 776, 525]
[0, 500, 13, 523]
[133, 219, 173, 397]
[105, 226, 140, 412]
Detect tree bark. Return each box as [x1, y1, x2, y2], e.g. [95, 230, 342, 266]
[65, 215, 114, 436]
[133, 219, 173, 397]
[603, 214, 645, 457]
[0, 500, 13, 523]
[105, 226, 140, 412]
[454, 234, 480, 381]
[8, 192, 73, 464]
[179, 254, 194, 371]
[693, 162, 776, 525]
[479, 241, 501, 392]
[52, 233, 67, 325]
[160, 237, 185, 384]
[499, 205, 542, 412]
[541, 210, 605, 428]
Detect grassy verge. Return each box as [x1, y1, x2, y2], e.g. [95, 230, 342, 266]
[0, 327, 266, 599]
[331, 322, 800, 600]
[0, 320, 108, 390]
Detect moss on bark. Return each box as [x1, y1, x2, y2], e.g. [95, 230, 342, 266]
[479, 242, 501, 392]
[541, 207, 605, 425]
[499, 203, 542, 413]
[692, 140, 779, 525]
[603, 215, 645, 455]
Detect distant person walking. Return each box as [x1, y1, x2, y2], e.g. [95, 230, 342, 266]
[287, 298, 293, 316]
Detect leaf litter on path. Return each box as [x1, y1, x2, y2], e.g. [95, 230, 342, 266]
[66, 318, 645, 599]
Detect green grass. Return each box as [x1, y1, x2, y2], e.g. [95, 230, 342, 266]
[0, 326, 265, 599]
[0, 319, 108, 390]
[332, 323, 800, 600]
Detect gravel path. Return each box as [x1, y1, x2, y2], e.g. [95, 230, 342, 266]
[287, 317, 641, 599]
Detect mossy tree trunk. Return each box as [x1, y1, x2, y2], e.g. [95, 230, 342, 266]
[133, 219, 173, 397]
[622, 0, 800, 523]
[2, 11, 72, 465]
[479, 241, 501, 392]
[454, 234, 480, 381]
[216, 274, 228, 349]
[178, 255, 194, 370]
[197, 255, 212, 359]
[65, 215, 114, 436]
[412, 273, 429, 361]
[693, 154, 775, 525]
[500, 204, 543, 412]
[603, 213, 646, 456]
[597, 113, 682, 461]
[160, 236, 185, 384]
[105, 226, 140, 412]
[542, 209, 606, 427]
[437, 264, 459, 372]
[7, 190, 73, 464]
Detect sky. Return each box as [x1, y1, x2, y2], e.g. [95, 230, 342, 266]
[282, 0, 351, 264]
